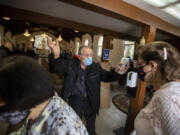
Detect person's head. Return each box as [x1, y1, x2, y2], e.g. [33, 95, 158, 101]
[78, 46, 93, 66]
[0, 55, 56, 112]
[138, 41, 180, 88]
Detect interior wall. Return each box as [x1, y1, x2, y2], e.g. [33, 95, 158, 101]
[4, 31, 14, 51]
[69, 40, 75, 55]
[59, 40, 70, 51]
[13, 34, 30, 51]
[93, 35, 101, 62]
[0, 25, 4, 46]
[166, 39, 180, 53]
[109, 38, 124, 67]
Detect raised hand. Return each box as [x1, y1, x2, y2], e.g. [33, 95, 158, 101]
[47, 38, 60, 59]
[115, 62, 130, 75]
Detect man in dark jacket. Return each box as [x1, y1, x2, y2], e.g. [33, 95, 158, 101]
[48, 39, 129, 135]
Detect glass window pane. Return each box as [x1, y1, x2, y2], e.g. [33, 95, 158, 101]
[76, 42, 80, 48]
[84, 39, 89, 46]
[75, 42, 80, 55]
[123, 40, 135, 45]
[97, 46, 102, 56]
[98, 36, 104, 47]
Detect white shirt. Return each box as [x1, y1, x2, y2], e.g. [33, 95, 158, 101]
[134, 82, 180, 135]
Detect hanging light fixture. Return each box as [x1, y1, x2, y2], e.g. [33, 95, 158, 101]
[30, 37, 35, 42]
[24, 29, 30, 37]
[3, 16, 11, 20]
[58, 35, 63, 41]
[74, 30, 79, 33]
[139, 36, 146, 46]
[53, 40, 56, 44]
[42, 33, 47, 38]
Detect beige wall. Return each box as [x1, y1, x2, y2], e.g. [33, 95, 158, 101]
[69, 40, 75, 55]
[109, 38, 124, 67]
[0, 25, 4, 46]
[93, 35, 102, 62]
[13, 34, 30, 51]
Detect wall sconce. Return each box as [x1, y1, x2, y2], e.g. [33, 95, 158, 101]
[24, 29, 30, 37]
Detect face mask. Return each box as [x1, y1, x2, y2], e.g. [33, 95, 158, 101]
[0, 110, 30, 125]
[85, 57, 92, 66]
[138, 66, 146, 81]
[138, 65, 154, 81]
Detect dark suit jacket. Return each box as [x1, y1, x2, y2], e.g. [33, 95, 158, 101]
[49, 55, 122, 114]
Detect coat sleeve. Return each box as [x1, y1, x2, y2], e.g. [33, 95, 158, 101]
[100, 64, 122, 82]
[48, 54, 70, 75]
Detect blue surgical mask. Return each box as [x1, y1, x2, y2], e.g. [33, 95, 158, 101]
[85, 57, 93, 66]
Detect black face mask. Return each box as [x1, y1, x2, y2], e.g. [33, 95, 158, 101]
[138, 66, 146, 81]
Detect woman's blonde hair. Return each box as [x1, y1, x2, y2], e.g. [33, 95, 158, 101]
[140, 41, 180, 81]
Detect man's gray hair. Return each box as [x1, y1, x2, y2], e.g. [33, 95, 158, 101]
[78, 46, 92, 55]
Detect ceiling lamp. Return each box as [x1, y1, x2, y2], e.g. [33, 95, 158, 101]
[30, 37, 35, 42]
[74, 30, 79, 33]
[53, 40, 56, 44]
[3, 16, 11, 20]
[58, 35, 63, 41]
[42, 33, 47, 38]
[24, 29, 30, 37]
[139, 36, 146, 46]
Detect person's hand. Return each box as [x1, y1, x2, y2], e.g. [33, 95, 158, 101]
[47, 38, 60, 59]
[115, 62, 130, 74]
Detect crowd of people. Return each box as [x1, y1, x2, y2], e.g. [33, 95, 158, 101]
[0, 39, 180, 135]
[0, 43, 36, 59]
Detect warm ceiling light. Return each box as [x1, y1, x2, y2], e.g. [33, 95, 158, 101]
[74, 30, 79, 33]
[30, 37, 35, 42]
[3, 16, 11, 20]
[24, 29, 30, 37]
[42, 33, 47, 38]
[53, 40, 56, 44]
[58, 35, 63, 41]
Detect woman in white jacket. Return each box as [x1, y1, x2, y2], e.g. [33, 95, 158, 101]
[134, 41, 180, 135]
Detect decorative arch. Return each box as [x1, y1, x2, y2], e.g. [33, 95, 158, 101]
[82, 33, 92, 48]
[74, 37, 81, 55]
